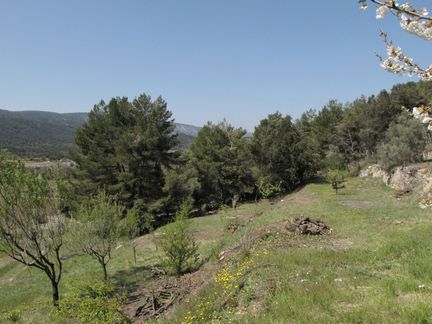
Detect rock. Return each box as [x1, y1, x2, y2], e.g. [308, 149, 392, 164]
[359, 164, 388, 179]
[388, 167, 425, 191]
[420, 195, 432, 209]
[290, 216, 331, 235]
[413, 106, 427, 119]
[361, 164, 432, 209]
[422, 117, 432, 124]
[227, 223, 239, 234]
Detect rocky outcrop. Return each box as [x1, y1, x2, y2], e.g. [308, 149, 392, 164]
[388, 167, 425, 191]
[360, 164, 432, 208]
[359, 164, 389, 179]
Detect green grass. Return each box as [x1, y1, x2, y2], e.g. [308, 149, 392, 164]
[165, 177, 432, 323]
[2, 177, 432, 323]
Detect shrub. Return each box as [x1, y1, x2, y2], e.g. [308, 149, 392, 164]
[58, 281, 126, 324]
[377, 114, 427, 171]
[325, 169, 349, 194]
[2, 309, 21, 322]
[347, 161, 361, 177]
[156, 198, 199, 275]
[256, 176, 283, 199]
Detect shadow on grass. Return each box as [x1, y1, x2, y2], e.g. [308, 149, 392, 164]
[112, 265, 155, 294]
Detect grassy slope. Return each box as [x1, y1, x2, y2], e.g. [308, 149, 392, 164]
[1, 177, 432, 323]
[166, 177, 432, 323]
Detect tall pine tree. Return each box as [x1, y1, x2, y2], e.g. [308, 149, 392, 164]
[71, 94, 179, 225]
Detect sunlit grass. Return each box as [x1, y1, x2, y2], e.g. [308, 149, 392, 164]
[2, 176, 432, 323]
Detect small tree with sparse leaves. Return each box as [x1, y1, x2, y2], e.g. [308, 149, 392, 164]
[325, 169, 349, 194]
[73, 191, 123, 280]
[0, 150, 67, 306]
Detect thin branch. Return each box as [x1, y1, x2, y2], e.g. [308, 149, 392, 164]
[371, 0, 432, 21]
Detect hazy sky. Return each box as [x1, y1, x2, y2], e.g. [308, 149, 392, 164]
[1, 0, 432, 131]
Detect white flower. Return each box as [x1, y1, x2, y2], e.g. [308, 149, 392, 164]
[421, 8, 429, 16]
[376, 5, 390, 19]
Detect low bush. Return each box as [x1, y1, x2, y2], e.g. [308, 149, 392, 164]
[57, 281, 126, 324]
[256, 177, 283, 199]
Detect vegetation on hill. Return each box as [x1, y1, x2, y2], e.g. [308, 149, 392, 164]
[0, 109, 87, 159]
[1, 78, 432, 322]
[0, 109, 199, 159]
[2, 175, 432, 322]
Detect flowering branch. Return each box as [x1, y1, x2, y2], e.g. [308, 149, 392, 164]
[359, 1, 432, 80]
[369, 0, 432, 21]
[361, 0, 432, 39]
[377, 31, 432, 80]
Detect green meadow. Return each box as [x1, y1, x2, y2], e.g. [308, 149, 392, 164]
[2, 176, 432, 323]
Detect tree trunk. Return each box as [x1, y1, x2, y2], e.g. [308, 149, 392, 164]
[51, 280, 59, 307]
[102, 262, 108, 281]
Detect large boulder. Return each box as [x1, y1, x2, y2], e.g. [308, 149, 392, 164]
[388, 166, 432, 192]
[359, 164, 388, 179]
[388, 167, 424, 191]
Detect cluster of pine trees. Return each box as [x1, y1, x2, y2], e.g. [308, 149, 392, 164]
[69, 81, 432, 232]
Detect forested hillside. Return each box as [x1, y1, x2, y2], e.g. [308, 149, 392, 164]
[0, 109, 199, 158]
[1, 81, 432, 323]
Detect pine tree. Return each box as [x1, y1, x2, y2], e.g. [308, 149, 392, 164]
[71, 94, 179, 226]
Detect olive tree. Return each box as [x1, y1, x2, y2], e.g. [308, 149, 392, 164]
[377, 114, 427, 170]
[74, 191, 123, 280]
[0, 150, 67, 306]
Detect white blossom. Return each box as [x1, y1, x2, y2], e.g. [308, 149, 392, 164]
[376, 5, 390, 19]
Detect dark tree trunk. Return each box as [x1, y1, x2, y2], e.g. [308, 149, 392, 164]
[102, 262, 108, 281]
[51, 280, 59, 307]
[133, 246, 137, 265]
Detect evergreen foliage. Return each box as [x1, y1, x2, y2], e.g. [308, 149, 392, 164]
[156, 198, 199, 276]
[189, 121, 255, 209]
[251, 112, 317, 191]
[71, 94, 179, 228]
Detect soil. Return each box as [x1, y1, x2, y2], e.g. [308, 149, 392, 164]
[122, 265, 214, 323]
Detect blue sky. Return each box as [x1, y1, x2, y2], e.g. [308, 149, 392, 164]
[1, 0, 432, 131]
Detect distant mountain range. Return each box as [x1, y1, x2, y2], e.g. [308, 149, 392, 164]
[0, 109, 201, 159]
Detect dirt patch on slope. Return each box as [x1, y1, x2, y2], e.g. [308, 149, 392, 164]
[281, 190, 317, 207]
[123, 265, 214, 323]
[219, 217, 333, 262]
